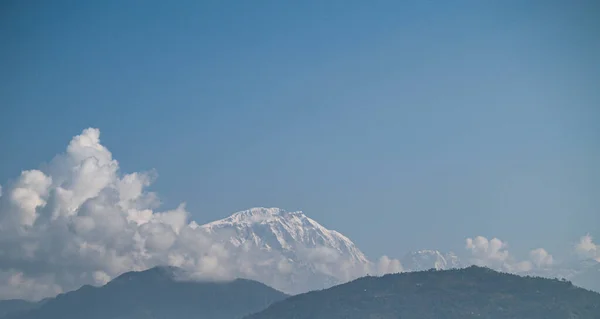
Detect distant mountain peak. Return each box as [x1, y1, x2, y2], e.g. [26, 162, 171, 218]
[204, 207, 306, 227]
[199, 207, 370, 293]
[202, 207, 366, 261]
[401, 250, 462, 271]
[110, 266, 184, 284]
[6, 267, 288, 319]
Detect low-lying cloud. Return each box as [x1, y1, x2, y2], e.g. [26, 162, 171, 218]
[0, 128, 594, 300]
[465, 236, 556, 273]
[0, 128, 402, 300]
[0, 128, 238, 300]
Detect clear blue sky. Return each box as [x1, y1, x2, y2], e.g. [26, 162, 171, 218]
[1, 0, 598, 260]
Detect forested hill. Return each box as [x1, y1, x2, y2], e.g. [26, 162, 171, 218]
[3, 267, 287, 319]
[246, 265, 600, 319]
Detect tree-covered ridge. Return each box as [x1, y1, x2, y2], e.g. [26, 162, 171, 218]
[247, 266, 600, 319]
[3, 267, 288, 319]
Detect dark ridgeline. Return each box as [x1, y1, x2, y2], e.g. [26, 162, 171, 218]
[1, 266, 288, 319]
[571, 262, 600, 293]
[2, 265, 600, 319]
[246, 266, 600, 319]
[0, 301, 38, 318]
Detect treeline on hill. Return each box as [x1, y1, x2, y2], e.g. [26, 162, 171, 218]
[0, 267, 288, 319]
[246, 265, 600, 319]
[2, 266, 599, 319]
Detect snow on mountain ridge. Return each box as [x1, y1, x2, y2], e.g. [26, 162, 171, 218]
[199, 208, 600, 294]
[204, 207, 298, 225]
[202, 207, 368, 264]
[197, 207, 378, 293]
[401, 250, 462, 271]
[201, 208, 600, 294]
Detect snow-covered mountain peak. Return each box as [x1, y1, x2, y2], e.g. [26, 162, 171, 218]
[200, 207, 368, 263]
[401, 250, 462, 271]
[197, 207, 372, 294]
[204, 207, 305, 226]
[201, 207, 368, 263]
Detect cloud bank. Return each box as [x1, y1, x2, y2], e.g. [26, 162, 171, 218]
[0, 128, 234, 300]
[0, 128, 402, 300]
[465, 236, 555, 273]
[0, 128, 594, 300]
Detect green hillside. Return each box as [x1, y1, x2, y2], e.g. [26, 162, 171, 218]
[247, 266, 600, 319]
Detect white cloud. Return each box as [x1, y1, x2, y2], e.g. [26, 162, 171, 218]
[0, 128, 402, 300]
[465, 236, 510, 269]
[465, 236, 555, 273]
[8, 170, 52, 227]
[0, 128, 235, 300]
[0, 270, 62, 301]
[575, 234, 599, 262]
[2, 128, 588, 300]
[529, 248, 554, 268]
[376, 256, 403, 275]
[92, 271, 111, 285]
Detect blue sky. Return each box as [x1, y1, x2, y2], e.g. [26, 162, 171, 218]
[1, 0, 598, 260]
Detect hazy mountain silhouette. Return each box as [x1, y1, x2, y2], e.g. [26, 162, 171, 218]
[3, 266, 287, 319]
[0, 300, 39, 318]
[246, 266, 600, 319]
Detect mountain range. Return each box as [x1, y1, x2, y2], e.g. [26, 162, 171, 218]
[246, 266, 600, 319]
[198, 207, 372, 294]
[1, 207, 599, 318]
[0, 206, 598, 314]
[0, 267, 287, 319]
[195, 207, 599, 294]
[3, 266, 599, 319]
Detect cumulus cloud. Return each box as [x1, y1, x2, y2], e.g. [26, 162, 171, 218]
[465, 236, 511, 269]
[465, 236, 556, 273]
[575, 234, 599, 262]
[0, 128, 404, 300]
[4, 128, 588, 300]
[376, 256, 403, 275]
[0, 128, 236, 300]
[529, 248, 554, 268]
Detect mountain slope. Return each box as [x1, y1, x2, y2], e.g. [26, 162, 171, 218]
[569, 260, 600, 293]
[246, 266, 600, 319]
[401, 250, 600, 293]
[200, 207, 372, 293]
[6, 267, 287, 319]
[0, 301, 39, 318]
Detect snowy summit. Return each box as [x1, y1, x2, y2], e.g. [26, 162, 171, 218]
[199, 207, 388, 293]
[202, 207, 368, 264]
